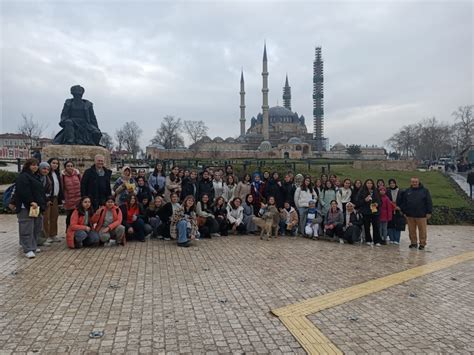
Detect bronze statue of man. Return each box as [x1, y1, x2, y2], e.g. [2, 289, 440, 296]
[53, 85, 102, 145]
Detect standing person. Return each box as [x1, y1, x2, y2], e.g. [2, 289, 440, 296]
[148, 162, 166, 196]
[225, 165, 237, 182]
[92, 196, 125, 245]
[294, 176, 317, 235]
[281, 174, 296, 207]
[81, 154, 112, 210]
[260, 171, 271, 200]
[197, 170, 214, 201]
[356, 179, 382, 246]
[15, 158, 46, 258]
[314, 178, 322, 196]
[164, 166, 182, 202]
[265, 172, 284, 208]
[467, 171, 474, 199]
[212, 170, 225, 201]
[320, 181, 336, 218]
[324, 200, 344, 239]
[136, 176, 153, 203]
[181, 170, 198, 201]
[226, 197, 245, 234]
[304, 200, 322, 239]
[351, 179, 363, 206]
[38, 162, 52, 246]
[121, 194, 146, 242]
[376, 179, 385, 189]
[250, 173, 263, 210]
[320, 174, 328, 186]
[66, 196, 99, 248]
[62, 160, 81, 229]
[387, 178, 404, 245]
[399, 177, 432, 250]
[196, 193, 220, 238]
[336, 178, 352, 213]
[113, 166, 137, 206]
[234, 173, 252, 201]
[378, 186, 393, 245]
[43, 158, 63, 243]
[279, 201, 298, 236]
[223, 174, 237, 202]
[213, 196, 229, 236]
[242, 194, 257, 234]
[170, 195, 198, 247]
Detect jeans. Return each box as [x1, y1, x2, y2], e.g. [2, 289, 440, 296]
[297, 207, 308, 234]
[387, 228, 401, 243]
[177, 219, 190, 244]
[74, 230, 100, 247]
[149, 216, 162, 236]
[279, 220, 297, 236]
[128, 218, 145, 241]
[379, 221, 388, 241]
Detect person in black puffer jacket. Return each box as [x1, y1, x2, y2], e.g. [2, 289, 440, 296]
[197, 170, 214, 202]
[356, 179, 382, 245]
[15, 158, 47, 258]
[399, 177, 432, 250]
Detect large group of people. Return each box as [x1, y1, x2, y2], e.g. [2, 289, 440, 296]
[14, 155, 433, 259]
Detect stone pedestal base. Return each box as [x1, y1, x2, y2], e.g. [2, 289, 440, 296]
[42, 145, 111, 173]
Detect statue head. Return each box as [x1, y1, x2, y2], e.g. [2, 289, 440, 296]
[70, 85, 85, 98]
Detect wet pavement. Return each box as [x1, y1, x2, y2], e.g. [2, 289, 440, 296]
[449, 172, 473, 200]
[0, 215, 473, 354]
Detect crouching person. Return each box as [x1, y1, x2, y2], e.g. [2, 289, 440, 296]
[279, 201, 298, 236]
[67, 196, 99, 248]
[92, 196, 125, 246]
[324, 200, 344, 240]
[171, 195, 198, 247]
[304, 200, 323, 239]
[341, 202, 363, 244]
[253, 196, 280, 240]
[120, 194, 146, 242]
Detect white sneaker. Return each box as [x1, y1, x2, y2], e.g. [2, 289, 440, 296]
[393, 241, 400, 245]
[108, 240, 117, 246]
[25, 251, 36, 258]
[375, 243, 382, 247]
[339, 239, 344, 244]
[51, 236, 61, 243]
[366, 242, 373, 246]
[35, 248, 41, 253]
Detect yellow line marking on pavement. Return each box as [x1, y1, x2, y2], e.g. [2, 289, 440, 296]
[272, 251, 474, 354]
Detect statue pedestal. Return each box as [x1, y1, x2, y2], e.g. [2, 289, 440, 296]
[42, 145, 111, 173]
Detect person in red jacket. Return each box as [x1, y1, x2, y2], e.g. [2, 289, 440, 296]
[120, 194, 146, 242]
[66, 196, 99, 248]
[91, 196, 125, 245]
[378, 186, 394, 245]
[62, 160, 81, 228]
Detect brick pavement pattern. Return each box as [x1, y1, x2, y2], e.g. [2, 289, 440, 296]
[0, 214, 473, 354]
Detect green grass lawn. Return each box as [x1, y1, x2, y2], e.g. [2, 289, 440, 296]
[326, 167, 468, 209]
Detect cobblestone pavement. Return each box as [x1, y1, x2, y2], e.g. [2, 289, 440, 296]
[0, 214, 473, 354]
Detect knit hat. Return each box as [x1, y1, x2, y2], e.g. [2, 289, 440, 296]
[39, 162, 50, 169]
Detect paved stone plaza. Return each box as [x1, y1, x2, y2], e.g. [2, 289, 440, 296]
[0, 215, 473, 354]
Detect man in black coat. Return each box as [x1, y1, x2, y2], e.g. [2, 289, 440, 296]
[399, 177, 432, 250]
[467, 171, 474, 199]
[81, 154, 112, 209]
[197, 170, 214, 201]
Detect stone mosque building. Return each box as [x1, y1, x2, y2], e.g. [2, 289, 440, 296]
[146, 45, 386, 161]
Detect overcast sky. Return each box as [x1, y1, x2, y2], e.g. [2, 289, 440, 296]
[1, 0, 472, 149]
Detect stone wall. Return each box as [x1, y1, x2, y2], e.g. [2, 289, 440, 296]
[42, 145, 111, 173]
[353, 160, 417, 171]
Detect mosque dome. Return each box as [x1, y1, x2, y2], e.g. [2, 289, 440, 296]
[269, 106, 293, 117]
[258, 140, 272, 151]
[331, 142, 346, 151]
[288, 137, 302, 144]
[149, 143, 165, 149]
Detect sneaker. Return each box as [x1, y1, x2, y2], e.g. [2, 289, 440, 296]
[35, 248, 41, 253]
[51, 236, 61, 243]
[418, 245, 425, 250]
[366, 242, 373, 246]
[164, 237, 171, 241]
[375, 243, 382, 247]
[177, 241, 190, 248]
[393, 241, 400, 245]
[339, 239, 344, 244]
[108, 240, 117, 246]
[409, 244, 418, 249]
[211, 233, 221, 238]
[25, 251, 36, 259]
[43, 240, 53, 246]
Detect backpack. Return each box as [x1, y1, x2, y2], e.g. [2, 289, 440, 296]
[2, 183, 16, 212]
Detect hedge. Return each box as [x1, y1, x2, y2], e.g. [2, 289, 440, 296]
[0, 171, 18, 185]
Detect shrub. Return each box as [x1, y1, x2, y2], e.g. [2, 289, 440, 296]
[0, 170, 18, 184]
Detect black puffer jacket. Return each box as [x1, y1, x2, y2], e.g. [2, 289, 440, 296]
[399, 184, 432, 218]
[15, 171, 47, 212]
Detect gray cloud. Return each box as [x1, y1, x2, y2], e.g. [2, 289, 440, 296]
[1, 0, 472, 148]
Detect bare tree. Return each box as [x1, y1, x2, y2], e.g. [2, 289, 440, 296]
[17, 113, 47, 147]
[100, 132, 114, 151]
[386, 124, 418, 158]
[183, 120, 208, 146]
[452, 105, 473, 152]
[151, 115, 185, 149]
[116, 121, 142, 158]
